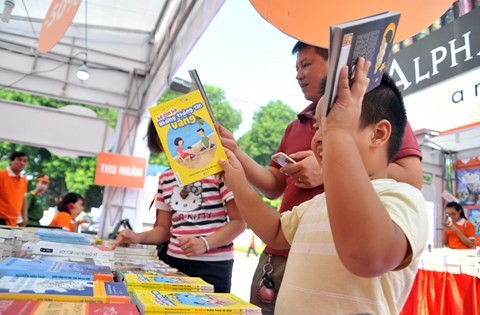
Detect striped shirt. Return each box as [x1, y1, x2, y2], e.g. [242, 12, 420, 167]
[156, 170, 234, 262]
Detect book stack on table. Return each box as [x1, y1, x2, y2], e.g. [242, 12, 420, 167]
[0, 228, 261, 314]
[419, 247, 480, 278]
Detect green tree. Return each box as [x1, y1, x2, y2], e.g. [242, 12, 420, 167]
[238, 100, 296, 167]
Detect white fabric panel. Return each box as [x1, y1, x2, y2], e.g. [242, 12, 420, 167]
[0, 100, 115, 157]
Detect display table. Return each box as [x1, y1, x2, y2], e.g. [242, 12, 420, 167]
[400, 268, 480, 314]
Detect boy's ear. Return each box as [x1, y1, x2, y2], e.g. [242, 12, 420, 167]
[370, 120, 391, 147]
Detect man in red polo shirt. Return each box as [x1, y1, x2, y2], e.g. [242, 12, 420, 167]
[0, 151, 28, 226]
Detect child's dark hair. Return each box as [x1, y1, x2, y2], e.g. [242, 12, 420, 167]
[197, 128, 205, 133]
[174, 137, 183, 146]
[291, 41, 329, 61]
[360, 73, 406, 162]
[445, 201, 467, 220]
[57, 192, 84, 213]
[147, 120, 164, 154]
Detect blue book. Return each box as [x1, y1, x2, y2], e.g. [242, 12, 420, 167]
[0, 257, 113, 282]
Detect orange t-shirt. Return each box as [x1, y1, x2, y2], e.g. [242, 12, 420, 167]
[0, 169, 27, 226]
[445, 219, 476, 249]
[49, 211, 74, 232]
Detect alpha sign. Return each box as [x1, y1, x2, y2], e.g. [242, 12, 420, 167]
[387, 8, 480, 97]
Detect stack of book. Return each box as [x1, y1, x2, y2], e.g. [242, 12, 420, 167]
[0, 227, 25, 260]
[24, 227, 95, 245]
[113, 244, 159, 262]
[0, 300, 140, 315]
[21, 241, 115, 261]
[124, 274, 214, 293]
[419, 248, 480, 277]
[131, 290, 261, 314]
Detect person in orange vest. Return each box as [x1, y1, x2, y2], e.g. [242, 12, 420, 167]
[49, 192, 85, 232]
[0, 151, 28, 226]
[443, 201, 475, 249]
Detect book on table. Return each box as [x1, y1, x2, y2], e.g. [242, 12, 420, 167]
[322, 11, 400, 116]
[22, 254, 112, 268]
[0, 300, 140, 315]
[131, 289, 262, 314]
[0, 276, 130, 303]
[148, 88, 227, 187]
[123, 274, 214, 293]
[0, 256, 113, 282]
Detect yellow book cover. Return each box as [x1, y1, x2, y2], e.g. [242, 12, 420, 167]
[0, 276, 130, 304]
[148, 90, 227, 187]
[124, 274, 214, 293]
[132, 289, 262, 314]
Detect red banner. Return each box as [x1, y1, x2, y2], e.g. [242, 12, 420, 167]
[95, 152, 146, 188]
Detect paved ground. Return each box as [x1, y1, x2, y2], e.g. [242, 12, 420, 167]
[231, 249, 259, 301]
[230, 230, 262, 301]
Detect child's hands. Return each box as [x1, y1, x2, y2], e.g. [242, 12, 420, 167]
[216, 123, 239, 152]
[218, 148, 248, 192]
[322, 58, 371, 136]
[178, 236, 207, 257]
[111, 230, 140, 250]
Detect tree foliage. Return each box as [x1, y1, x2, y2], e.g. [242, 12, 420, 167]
[0, 84, 241, 209]
[238, 100, 297, 167]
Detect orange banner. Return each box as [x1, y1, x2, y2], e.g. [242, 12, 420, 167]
[95, 152, 146, 188]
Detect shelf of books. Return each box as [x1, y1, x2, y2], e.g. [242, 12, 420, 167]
[0, 226, 261, 314]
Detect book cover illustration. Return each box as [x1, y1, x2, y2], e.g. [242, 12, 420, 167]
[0, 276, 129, 303]
[132, 290, 261, 314]
[0, 257, 113, 282]
[124, 274, 214, 292]
[149, 89, 227, 187]
[0, 299, 140, 315]
[323, 11, 400, 116]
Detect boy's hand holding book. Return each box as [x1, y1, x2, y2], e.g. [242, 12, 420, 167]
[322, 58, 371, 135]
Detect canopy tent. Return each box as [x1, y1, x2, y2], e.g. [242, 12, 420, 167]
[0, 0, 225, 236]
[0, 0, 224, 115]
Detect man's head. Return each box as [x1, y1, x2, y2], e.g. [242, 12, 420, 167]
[9, 151, 28, 175]
[197, 128, 205, 136]
[311, 73, 406, 171]
[292, 41, 329, 103]
[35, 175, 50, 193]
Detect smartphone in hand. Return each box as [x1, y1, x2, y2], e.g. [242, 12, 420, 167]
[272, 152, 296, 167]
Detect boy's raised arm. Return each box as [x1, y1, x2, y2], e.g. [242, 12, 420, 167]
[321, 59, 409, 277]
[219, 150, 290, 249]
